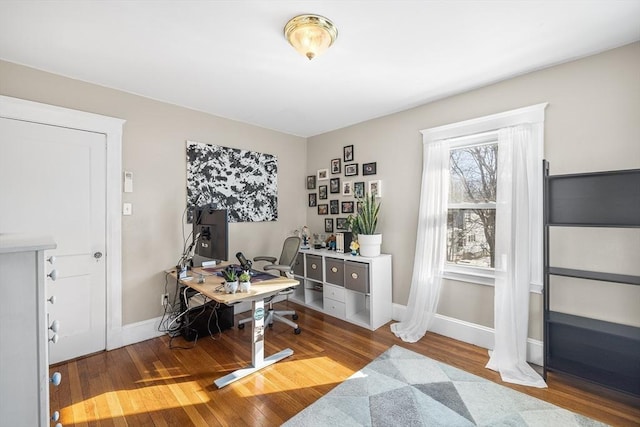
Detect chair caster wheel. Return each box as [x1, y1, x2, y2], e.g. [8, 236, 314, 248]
[238, 323, 245, 329]
[292, 314, 299, 320]
[294, 328, 301, 335]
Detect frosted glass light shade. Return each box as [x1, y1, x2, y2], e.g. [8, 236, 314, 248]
[284, 14, 338, 60]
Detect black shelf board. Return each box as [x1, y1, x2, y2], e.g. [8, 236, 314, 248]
[546, 168, 640, 227]
[546, 222, 640, 228]
[547, 357, 640, 397]
[548, 267, 640, 286]
[548, 311, 640, 341]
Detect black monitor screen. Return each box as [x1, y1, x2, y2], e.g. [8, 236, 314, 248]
[193, 207, 229, 263]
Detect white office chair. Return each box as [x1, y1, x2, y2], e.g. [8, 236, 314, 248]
[238, 236, 302, 334]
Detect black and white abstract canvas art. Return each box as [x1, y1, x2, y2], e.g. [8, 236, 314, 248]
[186, 141, 278, 222]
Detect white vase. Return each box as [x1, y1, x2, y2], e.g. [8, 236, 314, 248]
[224, 280, 239, 294]
[239, 281, 251, 293]
[358, 234, 382, 257]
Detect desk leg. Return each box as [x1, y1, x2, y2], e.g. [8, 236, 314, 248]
[214, 298, 293, 388]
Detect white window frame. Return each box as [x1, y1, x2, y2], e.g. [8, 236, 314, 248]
[421, 103, 547, 293]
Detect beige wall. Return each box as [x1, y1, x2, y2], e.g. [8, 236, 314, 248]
[0, 60, 307, 325]
[307, 42, 640, 339]
[1, 42, 638, 338]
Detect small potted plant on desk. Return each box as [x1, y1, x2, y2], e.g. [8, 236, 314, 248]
[222, 266, 239, 294]
[239, 271, 251, 293]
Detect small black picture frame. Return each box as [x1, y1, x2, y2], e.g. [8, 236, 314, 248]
[331, 158, 341, 174]
[318, 204, 328, 215]
[306, 175, 316, 189]
[330, 177, 340, 193]
[318, 185, 327, 199]
[341, 201, 355, 214]
[354, 181, 365, 198]
[344, 145, 354, 162]
[308, 193, 317, 207]
[362, 162, 377, 176]
[317, 169, 329, 180]
[330, 199, 339, 214]
[324, 218, 334, 233]
[345, 163, 358, 176]
[336, 217, 348, 230]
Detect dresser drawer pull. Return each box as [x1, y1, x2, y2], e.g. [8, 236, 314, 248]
[311, 263, 317, 270]
[47, 269, 58, 281]
[50, 372, 62, 386]
[331, 267, 338, 273]
[49, 334, 59, 344]
[351, 272, 359, 279]
[49, 319, 60, 333]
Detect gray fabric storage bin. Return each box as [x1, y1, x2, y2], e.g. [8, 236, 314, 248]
[306, 254, 323, 281]
[325, 258, 345, 286]
[293, 253, 304, 276]
[345, 261, 369, 294]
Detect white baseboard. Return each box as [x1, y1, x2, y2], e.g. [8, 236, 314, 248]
[117, 297, 288, 348]
[392, 304, 543, 366]
[120, 316, 166, 347]
[117, 302, 543, 367]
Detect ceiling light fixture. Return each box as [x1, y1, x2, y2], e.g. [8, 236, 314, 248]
[284, 14, 338, 60]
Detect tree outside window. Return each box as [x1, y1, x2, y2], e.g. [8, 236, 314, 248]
[447, 143, 497, 269]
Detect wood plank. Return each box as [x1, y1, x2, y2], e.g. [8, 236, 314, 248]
[51, 301, 640, 427]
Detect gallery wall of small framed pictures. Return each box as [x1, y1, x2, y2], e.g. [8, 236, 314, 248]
[306, 144, 381, 236]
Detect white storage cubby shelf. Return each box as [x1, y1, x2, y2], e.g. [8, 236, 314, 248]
[290, 248, 392, 331]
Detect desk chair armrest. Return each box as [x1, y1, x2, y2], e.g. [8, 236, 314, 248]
[263, 264, 292, 274]
[254, 256, 278, 264]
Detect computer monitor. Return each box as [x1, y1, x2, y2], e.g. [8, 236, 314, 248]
[192, 207, 229, 265]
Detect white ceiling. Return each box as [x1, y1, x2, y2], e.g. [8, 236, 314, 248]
[1, 1, 639, 137]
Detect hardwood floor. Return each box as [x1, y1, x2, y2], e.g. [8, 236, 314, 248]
[51, 301, 640, 426]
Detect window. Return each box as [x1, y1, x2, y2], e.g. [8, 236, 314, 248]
[447, 140, 497, 270]
[421, 103, 547, 290]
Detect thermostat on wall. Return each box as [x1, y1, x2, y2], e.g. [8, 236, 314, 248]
[124, 171, 133, 193]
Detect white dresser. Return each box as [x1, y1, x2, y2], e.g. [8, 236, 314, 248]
[291, 248, 392, 330]
[0, 234, 61, 426]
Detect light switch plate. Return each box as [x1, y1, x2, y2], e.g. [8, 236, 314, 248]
[123, 203, 132, 215]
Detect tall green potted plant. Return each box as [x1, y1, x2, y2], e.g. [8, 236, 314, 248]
[346, 193, 382, 257]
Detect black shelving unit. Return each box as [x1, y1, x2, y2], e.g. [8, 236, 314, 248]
[543, 160, 640, 396]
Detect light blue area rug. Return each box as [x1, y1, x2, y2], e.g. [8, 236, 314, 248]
[284, 345, 607, 427]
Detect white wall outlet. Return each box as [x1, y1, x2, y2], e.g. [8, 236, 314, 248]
[161, 293, 169, 307]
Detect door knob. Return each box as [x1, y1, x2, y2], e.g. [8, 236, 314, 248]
[94, 251, 103, 259]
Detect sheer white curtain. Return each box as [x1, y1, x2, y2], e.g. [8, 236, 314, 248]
[485, 124, 547, 388]
[390, 139, 449, 342]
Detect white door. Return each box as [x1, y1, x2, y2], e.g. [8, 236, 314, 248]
[0, 117, 107, 364]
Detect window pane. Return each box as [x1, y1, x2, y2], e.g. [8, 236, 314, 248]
[447, 209, 495, 268]
[449, 144, 497, 204]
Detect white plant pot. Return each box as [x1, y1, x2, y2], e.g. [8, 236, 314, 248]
[239, 281, 251, 293]
[358, 234, 382, 257]
[224, 280, 239, 294]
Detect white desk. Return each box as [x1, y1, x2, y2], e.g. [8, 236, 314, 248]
[169, 265, 299, 388]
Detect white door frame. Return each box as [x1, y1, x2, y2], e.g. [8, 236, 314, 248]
[0, 95, 126, 351]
